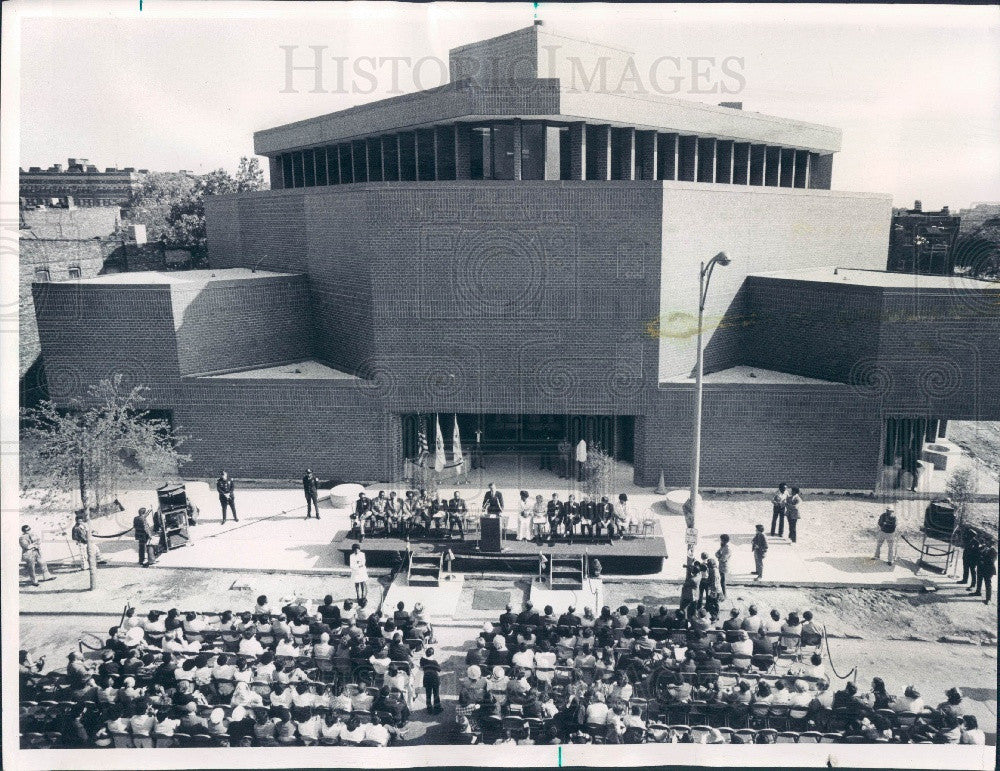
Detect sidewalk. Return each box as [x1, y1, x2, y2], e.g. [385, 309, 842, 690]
[20, 482, 987, 589]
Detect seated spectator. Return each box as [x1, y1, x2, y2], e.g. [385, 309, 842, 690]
[665, 672, 692, 703]
[255, 652, 277, 682]
[741, 604, 764, 634]
[388, 632, 412, 663]
[457, 665, 487, 715]
[289, 615, 310, 638]
[319, 712, 345, 745]
[488, 636, 511, 668]
[631, 605, 651, 629]
[274, 707, 298, 745]
[726, 680, 753, 706]
[318, 595, 341, 627]
[341, 599, 357, 625]
[937, 687, 967, 719]
[731, 630, 753, 664]
[753, 681, 773, 705]
[770, 679, 791, 705]
[291, 682, 315, 710]
[270, 682, 293, 708]
[230, 680, 264, 708]
[362, 715, 392, 747]
[832, 680, 865, 714]
[788, 680, 813, 707]
[341, 715, 367, 745]
[254, 595, 271, 616]
[355, 597, 370, 624]
[411, 602, 432, 642]
[393, 602, 412, 631]
[351, 683, 375, 712]
[803, 652, 826, 682]
[238, 629, 264, 656]
[507, 667, 532, 701]
[585, 692, 610, 727]
[862, 677, 894, 711]
[722, 608, 743, 641]
[386, 665, 414, 706]
[331, 687, 353, 713]
[960, 715, 986, 745]
[540, 605, 558, 628]
[313, 632, 334, 660]
[779, 612, 802, 650]
[487, 665, 510, 703]
[800, 610, 821, 642]
[934, 712, 963, 744]
[370, 643, 392, 677]
[206, 707, 230, 739]
[511, 641, 535, 670]
[761, 609, 783, 639]
[296, 710, 322, 746]
[153, 707, 180, 746]
[179, 701, 207, 732]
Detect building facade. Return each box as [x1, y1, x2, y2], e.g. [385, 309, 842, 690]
[886, 200, 961, 275]
[19, 158, 147, 207]
[31, 25, 1000, 489]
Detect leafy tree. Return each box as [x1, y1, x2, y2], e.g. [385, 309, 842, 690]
[583, 444, 616, 500]
[945, 466, 978, 525]
[21, 376, 189, 589]
[953, 218, 1000, 279]
[121, 157, 267, 262]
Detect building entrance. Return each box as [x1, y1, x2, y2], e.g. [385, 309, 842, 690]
[400, 413, 635, 466]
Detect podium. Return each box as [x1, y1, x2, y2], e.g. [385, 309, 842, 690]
[479, 515, 503, 552]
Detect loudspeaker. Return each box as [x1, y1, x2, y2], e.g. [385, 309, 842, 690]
[924, 500, 956, 540]
[480, 516, 503, 552]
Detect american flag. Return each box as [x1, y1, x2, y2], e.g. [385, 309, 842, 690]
[417, 418, 429, 459]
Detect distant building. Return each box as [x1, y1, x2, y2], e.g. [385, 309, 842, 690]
[886, 200, 961, 275]
[958, 202, 1000, 233]
[19, 158, 148, 207]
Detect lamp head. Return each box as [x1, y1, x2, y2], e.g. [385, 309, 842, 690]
[714, 251, 732, 267]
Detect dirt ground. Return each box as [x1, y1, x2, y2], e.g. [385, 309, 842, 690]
[950, 421, 1000, 480]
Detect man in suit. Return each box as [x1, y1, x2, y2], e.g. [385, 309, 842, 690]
[751, 524, 768, 581]
[370, 491, 391, 535]
[482, 483, 504, 517]
[302, 469, 320, 520]
[216, 472, 237, 523]
[447, 491, 467, 541]
[546, 493, 564, 538]
[960, 528, 980, 589]
[595, 496, 615, 542]
[352, 493, 371, 539]
[557, 438, 572, 479]
[134, 507, 156, 567]
[579, 494, 596, 537]
[973, 541, 996, 604]
[563, 494, 581, 543]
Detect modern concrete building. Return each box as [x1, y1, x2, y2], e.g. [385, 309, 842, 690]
[31, 25, 1000, 490]
[19, 158, 148, 207]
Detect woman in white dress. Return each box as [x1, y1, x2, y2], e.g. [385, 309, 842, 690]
[516, 491, 533, 541]
[349, 544, 368, 600]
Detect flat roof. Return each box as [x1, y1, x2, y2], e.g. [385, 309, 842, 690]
[751, 267, 1000, 291]
[201, 360, 357, 381]
[662, 365, 841, 386]
[73, 268, 298, 285]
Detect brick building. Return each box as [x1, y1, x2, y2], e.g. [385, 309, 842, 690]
[19, 158, 147, 207]
[32, 25, 1000, 489]
[886, 200, 961, 276]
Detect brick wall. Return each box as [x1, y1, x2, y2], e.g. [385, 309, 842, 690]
[637, 384, 883, 489]
[19, 239, 110, 387]
[175, 378, 399, 480]
[32, 282, 182, 406]
[20, 206, 120, 239]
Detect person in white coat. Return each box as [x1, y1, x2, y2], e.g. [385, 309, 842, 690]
[575, 439, 587, 481]
[349, 544, 368, 600]
[516, 491, 533, 541]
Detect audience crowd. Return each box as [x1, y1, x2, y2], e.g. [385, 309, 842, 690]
[18, 593, 988, 749]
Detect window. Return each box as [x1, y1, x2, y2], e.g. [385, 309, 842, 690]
[68, 265, 82, 279]
[34, 268, 50, 282]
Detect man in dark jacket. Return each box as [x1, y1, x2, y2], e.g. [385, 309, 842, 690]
[303, 469, 320, 519]
[133, 508, 156, 567]
[873, 505, 897, 566]
[751, 525, 768, 580]
[973, 542, 997, 604]
[960, 528, 980, 588]
[216, 472, 237, 523]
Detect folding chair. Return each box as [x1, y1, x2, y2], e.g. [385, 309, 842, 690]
[776, 730, 799, 743]
[798, 730, 823, 744]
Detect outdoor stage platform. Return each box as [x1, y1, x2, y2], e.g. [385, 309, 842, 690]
[332, 520, 668, 575]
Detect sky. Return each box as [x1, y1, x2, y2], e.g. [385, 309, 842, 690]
[12, 2, 1000, 210]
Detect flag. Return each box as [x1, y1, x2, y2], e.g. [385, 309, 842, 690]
[452, 414, 464, 465]
[434, 414, 446, 472]
[417, 418, 429, 461]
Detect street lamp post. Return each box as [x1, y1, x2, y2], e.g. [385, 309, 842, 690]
[687, 251, 732, 561]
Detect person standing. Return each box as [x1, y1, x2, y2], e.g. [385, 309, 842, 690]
[72, 511, 107, 566]
[516, 491, 533, 542]
[349, 544, 368, 601]
[20, 525, 54, 586]
[973, 541, 996, 604]
[715, 534, 732, 598]
[785, 487, 802, 544]
[216, 472, 237, 523]
[770, 483, 788, 537]
[873, 505, 897, 566]
[557, 437, 571, 479]
[419, 647, 442, 713]
[575, 438, 588, 482]
[482, 483, 504, 517]
[303, 469, 320, 520]
[959, 528, 980, 589]
[751, 524, 768, 581]
[133, 508, 156, 567]
[447, 491, 467, 541]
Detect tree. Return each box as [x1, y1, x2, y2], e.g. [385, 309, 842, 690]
[945, 466, 978, 525]
[953, 217, 1000, 279]
[583, 444, 616, 501]
[121, 157, 267, 262]
[21, 376, 189, 589]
